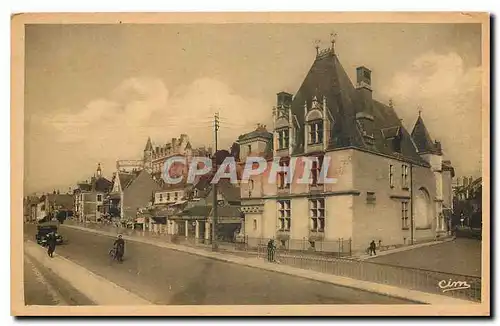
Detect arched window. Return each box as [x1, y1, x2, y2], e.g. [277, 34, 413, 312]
[308, 120, 324, 145]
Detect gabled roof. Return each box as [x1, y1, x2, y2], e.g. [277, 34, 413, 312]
[238, 124, 273, 143]
[118, 172, 138, 190]
[144, 137, 153, 151]
[93, 177, 112, 193]
[411, 115, 440, 155]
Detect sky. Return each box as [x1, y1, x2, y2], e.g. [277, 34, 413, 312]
[24, 23, 483, 195]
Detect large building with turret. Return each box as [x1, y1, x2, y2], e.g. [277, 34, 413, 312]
[239, 42, 455, 253]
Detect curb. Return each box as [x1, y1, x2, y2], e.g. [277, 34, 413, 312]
[62, 224, 476, 305]
[24, 240, 153, 306]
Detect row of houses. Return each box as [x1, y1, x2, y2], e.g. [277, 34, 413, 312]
[23, 191, 74, 223]
[25, 41, 463, 253]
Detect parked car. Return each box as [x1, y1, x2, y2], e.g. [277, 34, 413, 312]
[36, 224, 63, 246]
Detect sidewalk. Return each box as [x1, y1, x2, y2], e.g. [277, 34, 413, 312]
[62, 223, 476, 305]
[24, 239, 152, 306]
[356, 237, 456, 261]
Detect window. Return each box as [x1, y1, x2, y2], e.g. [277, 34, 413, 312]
[167, 193, 171, 201]
[311, 155, 324, 186]
[393, 133, 402, 153]
[194, 189, 199, 198]
[174, 192, 179, 201]
[159, 194, 163, 202]
[367, 192, 376, 204]
[277, 200, 291, 231]
[309, 198, 325, 232]
[277, 129, 290, 150]
[277, 158, 291, 190]
[97, 194, 103, 202]
[389, 165, 394, 188]
[247, 144, 252, 154]
[249, 179, 254, 197]
[363, 70, 371, 80]
[402, 164, 409, 189]
[253, 219, 257, 230]
[308, 121, 323, 145]
[402, 201, 409, 229]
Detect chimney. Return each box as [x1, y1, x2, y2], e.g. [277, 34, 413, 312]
[277, 92, 292, 108]
[434, 141, 442, 154]
[355, 66, 375, 144]
[276, 92, 293, 119]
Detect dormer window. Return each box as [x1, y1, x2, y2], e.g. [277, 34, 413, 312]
[393, 134, 402, 153]
[277, 128, 290, 150]
[308, 121, 323, 145]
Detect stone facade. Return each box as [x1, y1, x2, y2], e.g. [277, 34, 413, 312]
[240, 43, 454, 253]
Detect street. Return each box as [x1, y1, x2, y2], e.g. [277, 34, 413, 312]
[23, 224, 414, 305]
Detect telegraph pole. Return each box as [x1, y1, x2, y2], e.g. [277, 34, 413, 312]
[410, 162, 414, 245]
[212, 112, 219, 251]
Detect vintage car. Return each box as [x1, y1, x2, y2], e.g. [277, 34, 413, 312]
[35, 224, 63, 246]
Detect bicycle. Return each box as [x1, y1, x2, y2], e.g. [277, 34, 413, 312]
[109, 247, 118, 261]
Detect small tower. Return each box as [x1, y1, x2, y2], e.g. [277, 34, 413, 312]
[143, 137, 153, 173]
[96, 163, 102, 178]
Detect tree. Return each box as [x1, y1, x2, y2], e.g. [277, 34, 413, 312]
[230, 142, 240, 162]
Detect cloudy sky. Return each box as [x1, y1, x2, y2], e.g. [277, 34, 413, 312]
[24, 23, 483, 194]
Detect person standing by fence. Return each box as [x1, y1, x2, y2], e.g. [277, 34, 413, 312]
[369, 240, 377, 256]
[267, 239, 276, 262]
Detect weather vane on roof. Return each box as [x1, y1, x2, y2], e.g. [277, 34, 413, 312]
[330, 32, 338, 53]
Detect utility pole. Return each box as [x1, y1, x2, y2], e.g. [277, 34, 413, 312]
[410, 162, 414, 245]
[212, 112, 219, 251]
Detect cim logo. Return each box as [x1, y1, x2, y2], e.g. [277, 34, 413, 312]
[438, 279, 472, 293]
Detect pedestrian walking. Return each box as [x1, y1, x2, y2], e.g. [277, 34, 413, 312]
[47, 232, 57, 258]
[369, 240, 377, 256]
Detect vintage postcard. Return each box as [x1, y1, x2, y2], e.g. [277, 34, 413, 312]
[11, 12, 490, 316]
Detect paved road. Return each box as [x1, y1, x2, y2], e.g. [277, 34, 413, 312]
[24, 254, 94, 306]
[370, 239, 482, 277]
[24, 224, 414, 305]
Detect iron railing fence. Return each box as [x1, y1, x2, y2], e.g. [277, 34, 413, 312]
[62, 219, 481, 302]
[257, 247, 481, 302]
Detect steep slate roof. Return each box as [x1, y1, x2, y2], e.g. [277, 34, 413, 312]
[411, 115, 440, 155]
[238, 125, 273, 143]
[118, 173, 137, 190]
[288, 50, 429, 166]
[94, 177, 112, 193]
[201, 178, 240, 205]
